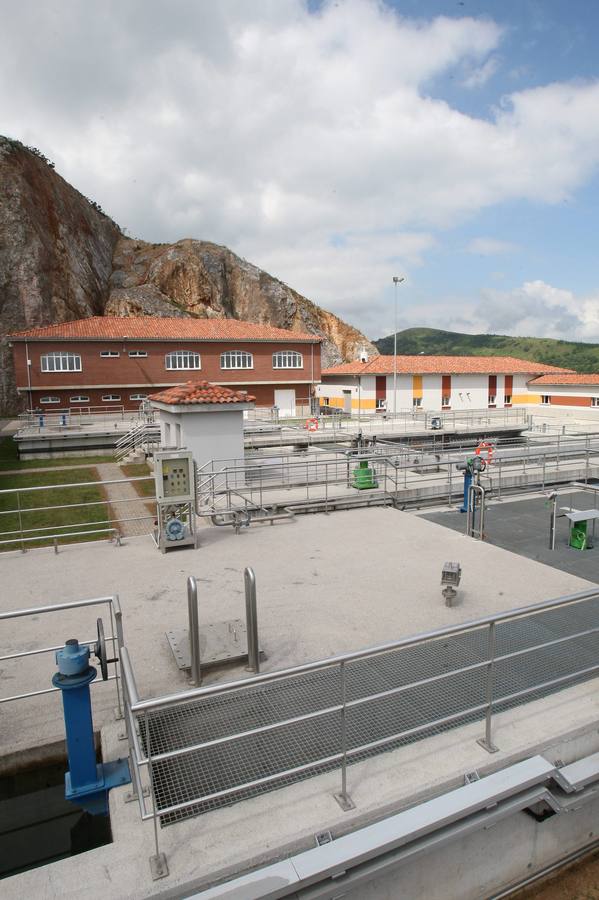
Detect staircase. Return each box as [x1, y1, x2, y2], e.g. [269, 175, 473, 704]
[114, 421, 161, 462]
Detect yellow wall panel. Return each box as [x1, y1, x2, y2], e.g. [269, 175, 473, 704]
[412, 375, 423, 399]
[512, 393, 540, 404]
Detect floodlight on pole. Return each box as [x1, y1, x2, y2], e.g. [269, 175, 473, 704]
[392, 276, 405, 417]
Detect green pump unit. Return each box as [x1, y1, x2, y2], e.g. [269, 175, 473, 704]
[351, 459, 378, 490]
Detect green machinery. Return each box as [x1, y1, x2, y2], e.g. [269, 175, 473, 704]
[351, 458, 378, 490]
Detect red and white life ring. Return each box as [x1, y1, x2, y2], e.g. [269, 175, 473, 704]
[475, 441, 494, 465]
[305, 417, 319, 432]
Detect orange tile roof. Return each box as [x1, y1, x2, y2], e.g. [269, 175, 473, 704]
[9, 316, 320, 343]
[529, 373, 599, 385]
[149, 381, 256, 405]
[322, 355, 573, 376]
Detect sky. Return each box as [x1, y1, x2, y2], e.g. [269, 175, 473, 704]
[2, 0, 599, 343]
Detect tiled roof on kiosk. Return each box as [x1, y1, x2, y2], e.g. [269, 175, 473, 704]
[149, 381, 256, 405]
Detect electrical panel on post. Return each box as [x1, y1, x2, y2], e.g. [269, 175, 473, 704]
[154, 450, 195, 503]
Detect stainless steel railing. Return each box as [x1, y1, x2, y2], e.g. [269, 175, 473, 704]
[0, 595, 123, 711]
[119, 585, 599, 870]
[0, 475, 157, 550]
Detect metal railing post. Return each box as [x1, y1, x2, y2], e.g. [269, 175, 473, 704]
[17, 490, 25, 553]
[334, 660, 354, 811]
[144, 714, 168, 879]
[187, 576, 202, 686]
[244, 567, 260, 673]
[477, 621, 499, 753]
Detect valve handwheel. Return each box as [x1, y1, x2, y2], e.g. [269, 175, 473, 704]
[94, 617, 117, 681]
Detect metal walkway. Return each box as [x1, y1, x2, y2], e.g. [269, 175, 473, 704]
[141, 596, 599, 826]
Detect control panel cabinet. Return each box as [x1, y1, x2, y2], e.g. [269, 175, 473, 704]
[153, 450, 197, 552]
[154, 450, 195, 503]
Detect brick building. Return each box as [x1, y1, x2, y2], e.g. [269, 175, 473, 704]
[9, 317, 321, 415]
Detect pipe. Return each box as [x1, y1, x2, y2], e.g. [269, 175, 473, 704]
[244, 567, 260, 673]
[187, 576, 202, 686]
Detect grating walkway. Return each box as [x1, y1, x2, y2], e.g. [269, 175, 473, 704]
[141, 596, 599, 826]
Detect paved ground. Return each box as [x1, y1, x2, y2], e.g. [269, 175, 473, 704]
[421, 489, 599, 582]
[3, 507, 599, 899]
[0, 506, 592, 759]
[95, 462, 153, 537]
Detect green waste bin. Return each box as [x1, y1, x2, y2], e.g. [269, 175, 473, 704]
[351, 459, 378, 490]
[570, 520, 588, 550]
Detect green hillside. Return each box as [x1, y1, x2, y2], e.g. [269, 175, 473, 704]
[373, 328, 599, 373]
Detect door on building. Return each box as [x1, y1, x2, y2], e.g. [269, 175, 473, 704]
[375, 376, 387, 412]
[274, 389, 296, 417]
[343, 390, 352, 414]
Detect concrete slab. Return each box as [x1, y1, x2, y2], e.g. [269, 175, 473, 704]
[0, 507, 593, 760]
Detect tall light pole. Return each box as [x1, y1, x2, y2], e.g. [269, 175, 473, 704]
[392, 276, 405, 417]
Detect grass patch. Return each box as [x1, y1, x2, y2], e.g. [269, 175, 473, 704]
[0, 467, 113, 550]
[0, 437, 114, 471]
[120, 462, 156, 516]
[120, 463, 155, 497]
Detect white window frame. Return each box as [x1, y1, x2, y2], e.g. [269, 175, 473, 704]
[129, 393, 148, 401]
[128, 350, 148, 358]
[541, 395, 551, 405]
[592, 397, 599, 407]
[488, 394, 496, 406]
[220, 350, 253, 370]
[505, 394, 512, 405]
[165, 350, 201, 370]
[412, 397, 422, 408]
[102, 394, 121, 402]
[100, 350, 120, 358]
[442, 395, 451, 408]
[40, 351, 82, 372]
[70, 395, 90, 404]
[40, 396, 61, 404]
[272, 351, 303, 369]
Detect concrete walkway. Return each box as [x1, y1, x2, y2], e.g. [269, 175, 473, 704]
[95, 462, 154, 537]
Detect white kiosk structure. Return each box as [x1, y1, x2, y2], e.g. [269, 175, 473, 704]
[149, 380, 255, 467]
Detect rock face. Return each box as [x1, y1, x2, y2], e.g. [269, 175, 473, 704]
[0, 137, 376, 414]
[106, 237, 375, 367]
[0, 137, 121, 414]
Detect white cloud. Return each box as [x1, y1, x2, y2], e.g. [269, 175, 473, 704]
[2, 1, 599, 337]
[467, 237, 519, 255]
[395, 280, 599, 343]
[461, 55, 500, 88]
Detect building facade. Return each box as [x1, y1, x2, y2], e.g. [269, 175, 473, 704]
[318, 356, 572, 413]
[9, 317, 321, 414]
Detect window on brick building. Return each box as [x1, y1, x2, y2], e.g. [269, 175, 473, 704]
[40, 396, 61, 404]
[128, 350, 148, 358]
[70, 395, 90, 403]
[102, 394, 121, 402]
[220, 350, 253, 369]
[165, 350, 201, 370]
[40, 352, 81, 372]
[100, 350, 120, 358]
[130, 393, 148, 401]
[272, 351, 303, 369]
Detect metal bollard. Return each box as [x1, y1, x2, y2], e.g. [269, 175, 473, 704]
[187, 576, 202, 686]
[244, 567, 260, 673]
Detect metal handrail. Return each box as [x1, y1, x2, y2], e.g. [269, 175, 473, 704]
[116, 585, 599, 856]
[124, 585, 599, 713]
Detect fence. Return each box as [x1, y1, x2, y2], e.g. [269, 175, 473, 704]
[196, 434, 599, 518]
[0, 474, 157, 551]
[0, 595, 123, 711]
[119, 586, 599, 872]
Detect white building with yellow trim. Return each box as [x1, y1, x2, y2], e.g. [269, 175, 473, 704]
[318, 355, 573, 414]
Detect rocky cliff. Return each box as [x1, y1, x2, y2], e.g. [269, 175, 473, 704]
[0, 136, 376, 414]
